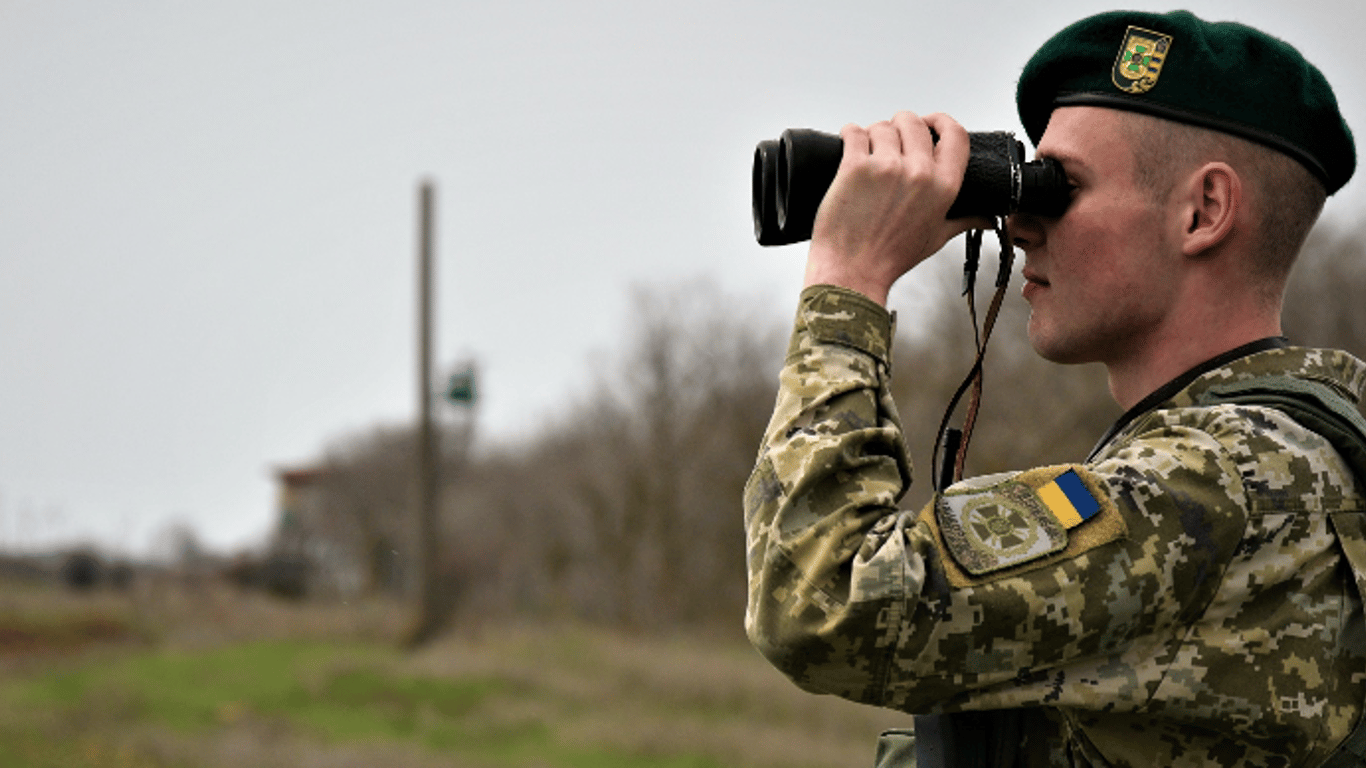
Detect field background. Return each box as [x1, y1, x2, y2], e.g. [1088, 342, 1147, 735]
[0, 577, 906, 768]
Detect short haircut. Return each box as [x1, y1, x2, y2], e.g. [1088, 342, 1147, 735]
[1122, 112, 1326, 284]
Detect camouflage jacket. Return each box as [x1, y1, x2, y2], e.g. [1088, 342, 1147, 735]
[744, 285, 1366, 767]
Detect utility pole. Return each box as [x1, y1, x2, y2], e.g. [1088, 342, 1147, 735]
[407, 179, 442, 647]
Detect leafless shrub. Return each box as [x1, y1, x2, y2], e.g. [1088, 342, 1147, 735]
[442, 279, 783, 629]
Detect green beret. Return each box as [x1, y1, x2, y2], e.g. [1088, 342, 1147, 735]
[1017, 10, 1355, 194]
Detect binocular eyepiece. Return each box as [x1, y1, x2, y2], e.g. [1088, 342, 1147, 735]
[752, 129, 1072, 246]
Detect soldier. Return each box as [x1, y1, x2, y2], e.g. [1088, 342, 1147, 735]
[744, 10, 1366, 767]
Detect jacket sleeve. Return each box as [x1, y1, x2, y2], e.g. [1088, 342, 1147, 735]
[743, 284, 920, 702]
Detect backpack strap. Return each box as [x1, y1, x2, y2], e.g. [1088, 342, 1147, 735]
[1198, 376, 1366, 477]
[1324, 507, 1366, 768]
[1199, 376, 1366, 767]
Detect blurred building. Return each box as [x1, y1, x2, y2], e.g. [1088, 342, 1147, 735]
[270, 464, 407, 599]
[272, 466, 357, 598]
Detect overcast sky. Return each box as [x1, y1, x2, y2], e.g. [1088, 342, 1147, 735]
[4, 0, 1364, 556]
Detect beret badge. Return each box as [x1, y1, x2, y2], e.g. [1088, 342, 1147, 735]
[1112, 26, 1172, 94]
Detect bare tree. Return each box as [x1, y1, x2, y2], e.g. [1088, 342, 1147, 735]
[440, 279, 781, 629]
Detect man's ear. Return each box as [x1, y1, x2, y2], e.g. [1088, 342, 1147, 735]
[1178, 162, 1240, 257]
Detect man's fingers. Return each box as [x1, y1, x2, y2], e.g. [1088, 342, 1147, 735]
[922, 112, 972, 187]
[839, 123, 868, 157]
[891, 111, 934, 158]
[866, 120, 902, 158]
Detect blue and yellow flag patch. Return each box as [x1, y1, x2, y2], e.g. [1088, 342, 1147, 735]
[935, 467, 1108, 577]
[1037, 470, 1101, 529]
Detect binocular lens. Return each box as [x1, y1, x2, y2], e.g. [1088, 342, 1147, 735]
[752, 140, 782, 246]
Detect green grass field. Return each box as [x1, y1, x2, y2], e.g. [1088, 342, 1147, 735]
[0, 578, 904, 767]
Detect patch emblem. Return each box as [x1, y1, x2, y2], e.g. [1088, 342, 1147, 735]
[937, 481, 1069, 576]
[1112, 26, 1172, 94]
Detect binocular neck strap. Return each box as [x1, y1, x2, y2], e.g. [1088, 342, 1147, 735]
[933, 222, 1015, 493]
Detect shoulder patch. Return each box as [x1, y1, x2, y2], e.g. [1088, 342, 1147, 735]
[935, 467, 1110, 576]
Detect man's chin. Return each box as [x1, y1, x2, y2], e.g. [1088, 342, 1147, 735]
[1027, 323, 1094, 366]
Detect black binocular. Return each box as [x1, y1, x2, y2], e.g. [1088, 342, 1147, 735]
[752, 129, 1072, 246]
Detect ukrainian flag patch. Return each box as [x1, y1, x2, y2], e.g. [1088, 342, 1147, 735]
[1037, 469, 1101, 529]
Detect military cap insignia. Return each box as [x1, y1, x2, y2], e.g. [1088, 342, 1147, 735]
[1112, 26, 1172, 94]
[936, 469, 1105, 576]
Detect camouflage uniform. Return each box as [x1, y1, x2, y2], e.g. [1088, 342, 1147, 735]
[745, 285, 1366, 767]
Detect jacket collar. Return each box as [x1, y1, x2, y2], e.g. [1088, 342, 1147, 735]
[1088, 339, 1366, 461]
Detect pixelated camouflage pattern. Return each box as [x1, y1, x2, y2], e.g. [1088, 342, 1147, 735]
[744, 285, 1366, 767]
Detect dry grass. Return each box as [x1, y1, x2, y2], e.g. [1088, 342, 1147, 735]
[406, 621, 908, 768]
[407, 622, 908, 767]
[0, 577, 907, 768]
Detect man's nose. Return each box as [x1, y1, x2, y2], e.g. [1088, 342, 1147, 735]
[1007, 212, 1044, 250]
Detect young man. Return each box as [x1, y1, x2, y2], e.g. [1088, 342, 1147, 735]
[744, 11, 1365, 767]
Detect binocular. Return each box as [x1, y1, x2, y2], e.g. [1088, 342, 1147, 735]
[752, 129, 1072, 246]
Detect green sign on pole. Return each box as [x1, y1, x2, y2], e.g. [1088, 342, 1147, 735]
[446, 367, 477, 406]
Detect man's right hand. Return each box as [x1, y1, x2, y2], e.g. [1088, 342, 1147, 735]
[802, 111, 989, 306]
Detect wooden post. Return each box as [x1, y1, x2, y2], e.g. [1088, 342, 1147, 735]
[407, 179, 442, 647]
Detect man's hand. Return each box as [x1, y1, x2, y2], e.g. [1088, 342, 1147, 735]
[802, 111, 988, 306]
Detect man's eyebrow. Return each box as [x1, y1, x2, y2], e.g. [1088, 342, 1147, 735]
[1037, 149, 1089, 175]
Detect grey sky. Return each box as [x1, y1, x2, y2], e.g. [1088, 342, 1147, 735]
[3, 0, 1364, 555]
